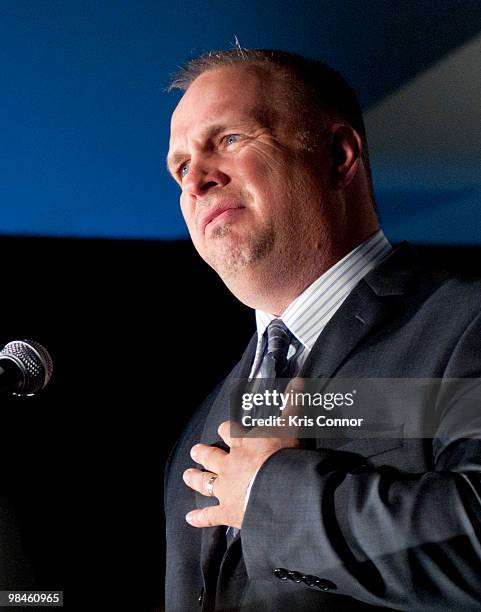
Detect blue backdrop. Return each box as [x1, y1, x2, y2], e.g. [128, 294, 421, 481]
[1, 0, 480, 242]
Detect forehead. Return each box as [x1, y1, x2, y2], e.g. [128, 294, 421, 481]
[169, 65, 276, 141]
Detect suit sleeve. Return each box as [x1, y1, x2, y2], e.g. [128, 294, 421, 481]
[240, 312, 481, 610]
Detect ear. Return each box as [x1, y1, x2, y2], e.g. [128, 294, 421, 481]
[329, 124, 363, 189]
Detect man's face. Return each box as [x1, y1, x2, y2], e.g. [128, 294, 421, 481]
[167, 65, 333, 299]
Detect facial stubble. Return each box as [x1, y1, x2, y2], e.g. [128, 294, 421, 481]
[206, 222, 276, 280]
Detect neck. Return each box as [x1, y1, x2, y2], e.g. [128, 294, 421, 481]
[223, 228, 380, 315]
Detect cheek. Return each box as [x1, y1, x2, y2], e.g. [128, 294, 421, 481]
[235, 158, 283, 208]
[179, 193, 194, 226]
[179, 193, 208, 254]
[237, 142, 287, 180]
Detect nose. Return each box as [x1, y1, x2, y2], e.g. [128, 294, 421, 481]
[182, 157, 229, 197]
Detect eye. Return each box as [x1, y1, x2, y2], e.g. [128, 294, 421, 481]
[179, 161, 190, 179]
[223, 134, 240, 146]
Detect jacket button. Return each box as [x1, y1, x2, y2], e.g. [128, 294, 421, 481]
[274, 568, 289, 580]
[288, 570, 303, 583]
[302, 574, 318, 587]
[315, 578, 337, 591]
[198, 587, 204, 606]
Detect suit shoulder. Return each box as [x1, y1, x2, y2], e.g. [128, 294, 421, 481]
[423, 271, 481, 314]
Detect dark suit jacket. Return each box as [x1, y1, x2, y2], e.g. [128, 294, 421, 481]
[165, 243, 481, 611]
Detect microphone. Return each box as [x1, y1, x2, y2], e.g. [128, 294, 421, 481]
[0, 340, 53, 396]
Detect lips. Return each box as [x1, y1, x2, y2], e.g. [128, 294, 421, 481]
[199, 203, 245, 234]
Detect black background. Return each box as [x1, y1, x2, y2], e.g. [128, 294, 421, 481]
[0, 236, 479, 611]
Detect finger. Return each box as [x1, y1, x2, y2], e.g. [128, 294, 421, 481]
[183, 468, 218, 497]
[185, 505, 223, 528]
[190, 443, 227, 473]
[218, 420, 245, 447]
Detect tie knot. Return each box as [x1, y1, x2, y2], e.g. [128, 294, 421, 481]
[266, 319, 292, 375]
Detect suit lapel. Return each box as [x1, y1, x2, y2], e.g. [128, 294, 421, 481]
[198, 333, 258, 448]
[300, 280, 393, 380]
[301, 242, 419, 381]
[198, 333, 258, 579]
[300, 242, 421, 450]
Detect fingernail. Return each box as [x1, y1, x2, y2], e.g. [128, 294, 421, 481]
[185, 512, 195, 525]
[190, 446, 198, 459]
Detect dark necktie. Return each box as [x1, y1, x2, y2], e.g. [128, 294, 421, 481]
[261, 319, 293, 378]
[256, 318, 303, 384]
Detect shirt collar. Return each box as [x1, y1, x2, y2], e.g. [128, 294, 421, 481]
[255, 229, 392, 350]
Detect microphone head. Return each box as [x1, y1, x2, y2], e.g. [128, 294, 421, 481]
[0, 340, 53, 396]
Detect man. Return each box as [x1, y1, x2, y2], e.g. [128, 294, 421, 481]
[164, 49, 481, 611]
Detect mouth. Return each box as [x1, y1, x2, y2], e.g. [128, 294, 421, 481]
[199, 203, 245, 235]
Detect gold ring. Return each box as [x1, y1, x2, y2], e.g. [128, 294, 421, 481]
[206, 474, 217, 497]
